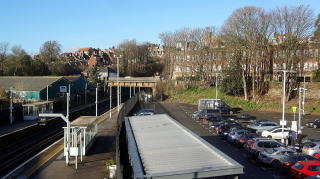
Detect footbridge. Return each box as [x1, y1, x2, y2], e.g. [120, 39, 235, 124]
[106, 76, 160, 97]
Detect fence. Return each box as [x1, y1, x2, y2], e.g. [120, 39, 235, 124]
[115, 93, 141, 179]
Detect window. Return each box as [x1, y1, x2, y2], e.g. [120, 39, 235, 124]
[292, 163, 304, 170]
[258, 142, 264, 147]
[308, 165, 320, 171]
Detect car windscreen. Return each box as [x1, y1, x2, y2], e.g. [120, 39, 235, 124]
[292, 162, 304, 170]
[304, 143, 317, 148]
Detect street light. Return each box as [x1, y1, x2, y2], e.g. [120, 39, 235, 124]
[294, 87, 307, 134]
[116, 54, 120, 112]
[39, 92, 70, 165]
[9, 86, 14, 125]
[275, 69, 296, 143]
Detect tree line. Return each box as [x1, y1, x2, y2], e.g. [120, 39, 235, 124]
[115, 39, 163, 77]
[0, 41, 82, 76]
[159, 5, 320, 101]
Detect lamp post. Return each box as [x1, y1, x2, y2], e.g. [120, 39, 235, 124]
[275, 69, 296, 143]
[109, 86, 112, 119]
[215, 73, 218, 99]
[302, 75, 306, 115]
[39, 92, 70, 165]
[294, 87, 307, 134]
[9, 86, 14, 125]
[96, 85, 98, 117]
[117, 55, 120, 112]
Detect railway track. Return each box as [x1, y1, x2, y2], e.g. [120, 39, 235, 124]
[0, 130, 63, 178]
[0, 94, 129, 178]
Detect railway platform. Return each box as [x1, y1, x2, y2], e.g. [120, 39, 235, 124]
[0, 98, 108, 138]
[30, 110, 119, 179]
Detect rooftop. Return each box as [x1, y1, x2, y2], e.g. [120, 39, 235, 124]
[125, 114, 243, 178]
[0, 76, 64, 91]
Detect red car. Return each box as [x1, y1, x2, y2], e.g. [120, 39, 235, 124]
[290, 160, 320, 179]
[313, 153, 320, 160]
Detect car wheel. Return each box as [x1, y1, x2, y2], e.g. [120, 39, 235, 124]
[271, 160, 280, 168]
[314, 125, 318, 128]
[267, 135, 272, 139]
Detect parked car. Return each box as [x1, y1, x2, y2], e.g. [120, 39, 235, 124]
[313, 153, 320, 160]
[261, 127, 292, 140]
[196, 109, 222, 120]
[290, 160, 320, 179]
[249, 139, 284, 157]
[302, 142, 320, 156]
[247, 121, 280, 134]
[306, 120, 320, 128]
[135, 109, 155, 116]
[235, 133, 259, 147]
[280, 153, 318, 172]
[227, 129, 248, 143]
[307, 173, 320, 179]
[231, 114, 257, 123]
[258, 147, 296, 167]
[295, 139, 320, 152]
[220, 126, 241, 140]
[244, 137, 272, 152]
[217, 105, 235, 115]
[210, 120, 240, 134]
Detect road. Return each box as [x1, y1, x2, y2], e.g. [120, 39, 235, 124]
[140, 102, 297, 179]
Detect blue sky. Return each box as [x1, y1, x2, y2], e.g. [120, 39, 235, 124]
[0, 0, 319, 54]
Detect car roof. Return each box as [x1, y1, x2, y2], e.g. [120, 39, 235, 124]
[298, 160, 320, 165]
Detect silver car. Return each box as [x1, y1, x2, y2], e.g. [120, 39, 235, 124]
[247, 121, 279, 134]
[258, 147, 296, 167]
[250, 139, 284, 157]
[302, 142, 320, 156]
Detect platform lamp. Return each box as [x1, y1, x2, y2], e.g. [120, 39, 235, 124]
[9, 86, 14, 125]
[39, 92, 71, 165]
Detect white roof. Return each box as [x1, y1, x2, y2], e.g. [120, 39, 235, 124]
[126, 114, 243, 178]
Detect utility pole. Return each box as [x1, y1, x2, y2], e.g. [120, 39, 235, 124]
[9, 86, 14, 125]
[47, 85, 49, 102]
[85, 83, 87, 104]
[109, 86, 112, 119]
[302, 75, 306, 115]
[117, 56, 120, 112]
[275, 69, 296, 143]
[96, 86, 98, 117]
[215, 73, 218, 99]
[294, 87, 307, 134]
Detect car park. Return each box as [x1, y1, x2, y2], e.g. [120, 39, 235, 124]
[261, 127, 292, 140]
[290, 160, 320, 179]
[135, 109, 155, 116]
[302, 142, 320, 156]
[247, 121, 279, 134]
[258, 147, 296, 167]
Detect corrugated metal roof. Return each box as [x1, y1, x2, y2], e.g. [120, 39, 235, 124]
[0, 76, 63, 91]
[126, 114, 243, 178]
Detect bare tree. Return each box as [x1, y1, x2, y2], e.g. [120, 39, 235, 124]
[40, 40, 61, 62]
[271, 5, 314, 100]
[222, 6, 272, 100]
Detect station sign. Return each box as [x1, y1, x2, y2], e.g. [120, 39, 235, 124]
[60, 86, 67, 93]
